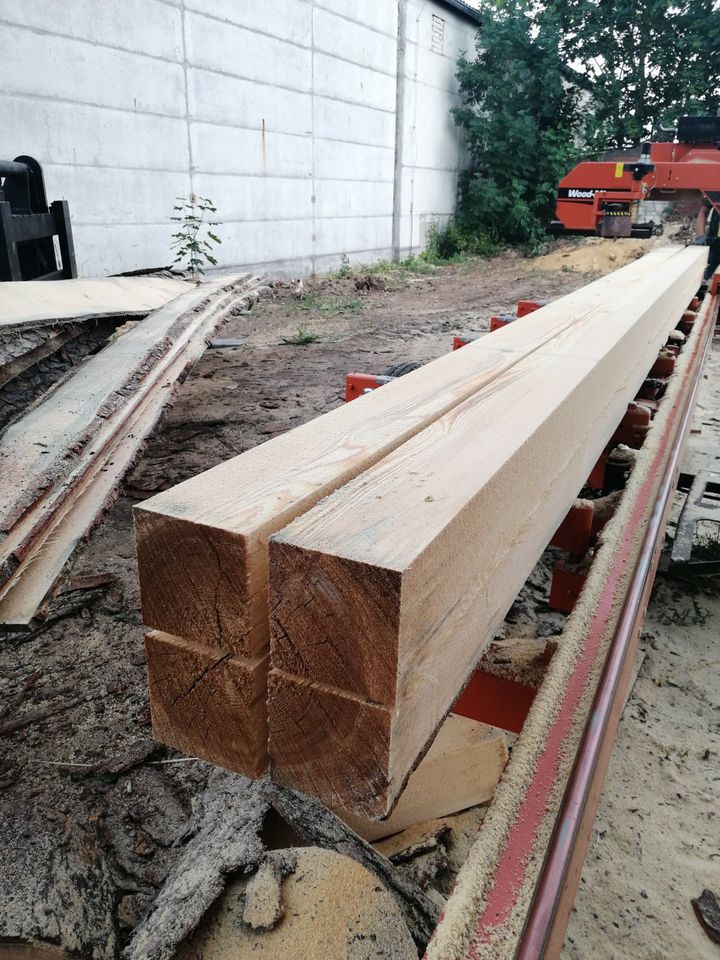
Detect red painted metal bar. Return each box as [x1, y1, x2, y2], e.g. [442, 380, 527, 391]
[515, 287, 718, 958]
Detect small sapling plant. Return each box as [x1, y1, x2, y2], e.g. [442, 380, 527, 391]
[170, 195, 222, 277]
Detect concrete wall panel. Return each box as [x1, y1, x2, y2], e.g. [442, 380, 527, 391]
[314, 52, 396, 113]
[314, 0, 398, 38]
[192, 174, 313, 223]
[314, 138, 394, 183]
[185, 12, 311, 93]
[314, 97, 395, 149]
[0, 0, 184, 60]
[313, 7, 396, 74]
[0, 95, 190, 171]
[185, 0, 312, 47]
[0, 24, 185, 116]
[188, 69, 313, 137]
[191, 122, 313, 179]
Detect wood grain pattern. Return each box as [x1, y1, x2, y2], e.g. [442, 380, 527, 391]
[135, 247, 684, 658]
[0, 275, 191, 330]
[146, 631, 269, 778]
[267, 248, 704, 815]
[338, 714, 509, 841]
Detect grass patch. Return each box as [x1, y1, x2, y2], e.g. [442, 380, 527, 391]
[282, 326, 320, 345]
[297, 293, 363, 317]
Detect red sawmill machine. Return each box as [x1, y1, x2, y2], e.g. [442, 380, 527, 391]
[550, 115, 720, 239]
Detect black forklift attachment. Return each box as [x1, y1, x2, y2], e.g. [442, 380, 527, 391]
[0, 155, 77, 281]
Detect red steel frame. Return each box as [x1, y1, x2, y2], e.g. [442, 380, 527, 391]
[450, 281, 718, 960]
[554, 140, 720, 234]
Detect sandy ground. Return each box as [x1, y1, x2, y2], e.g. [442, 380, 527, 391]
[1, 236, 717, 956]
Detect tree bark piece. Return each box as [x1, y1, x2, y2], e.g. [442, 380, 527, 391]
[0, 277, 265, 628]
[134, 248, 681, 658]
[123, 773, 269, 960]
[145, 631, 269, 778]
[0, 275, 250, 552]
[267, 248, 704, 816]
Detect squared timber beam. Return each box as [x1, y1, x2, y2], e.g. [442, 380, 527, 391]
[267, 248, 704, 816]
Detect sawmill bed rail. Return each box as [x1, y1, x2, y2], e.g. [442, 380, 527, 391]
[427, 277, 719, 960]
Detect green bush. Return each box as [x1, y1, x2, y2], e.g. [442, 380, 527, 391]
[451, 3, 585, 247]
[423, 220, 498, 261]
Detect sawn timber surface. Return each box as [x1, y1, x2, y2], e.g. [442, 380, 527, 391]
[266, 247, 705, 815]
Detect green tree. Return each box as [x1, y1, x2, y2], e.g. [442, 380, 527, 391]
[452, 1, 585, 245]
[546, 0, 720, 148]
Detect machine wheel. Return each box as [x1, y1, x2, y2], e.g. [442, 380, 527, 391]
[386, 361, 422, 378]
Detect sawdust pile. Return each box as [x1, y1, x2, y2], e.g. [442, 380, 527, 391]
[533, 236, 670, 274]
[173, 847, 418, 960]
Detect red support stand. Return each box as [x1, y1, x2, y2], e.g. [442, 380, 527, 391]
[650, 349, 677, 378]
[610, 401, 652, 448]
[551, 501, 594, 555]
[549, 560, 587, 613]
[452, 334, 477, 351]
[452, 669, 538, 735]
[490, 314, 516, 332]
[516, 299, 547, 317]
[344, 373, 391, 402]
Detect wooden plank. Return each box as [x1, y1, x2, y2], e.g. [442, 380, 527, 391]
[0, 276, 252, 587]
[267, 248, 704, 816]
[0, 325, 81, 389]
[135, 247, 683, 659]
[0, 276, 191, 330]
[145, 632, 269, 778]
[338, 714, 509, 842]
[0, 278, 263, 627]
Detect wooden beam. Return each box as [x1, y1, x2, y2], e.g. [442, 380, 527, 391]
[267, 248, 704, 816]
[338, 714, 509, 842]
[135, 247, 683, 660]
[0, 275, 191, 331]
[145, 632, 268, 778]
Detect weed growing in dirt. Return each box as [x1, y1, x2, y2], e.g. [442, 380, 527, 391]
[334, 254, 352, 278]
[170, 195, 222, 276]
[657, 598, 712, 626]
[297, 293, 363, 317]
[283, 327, 320, 345]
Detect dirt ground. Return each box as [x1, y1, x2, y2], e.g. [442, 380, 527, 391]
[1, 238, 718, 957]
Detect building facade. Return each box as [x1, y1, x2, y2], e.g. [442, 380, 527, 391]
[0, 0, 479, 276]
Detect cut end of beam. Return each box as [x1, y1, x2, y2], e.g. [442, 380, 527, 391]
[146, 631, 269, 778]
[268, 668, 393, 818]
[135, 508, 265, 657]
[269, 538, 402, 704]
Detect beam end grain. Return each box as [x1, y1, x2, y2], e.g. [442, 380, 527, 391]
[136, 508, 264, 657]
[267, 669, 392, 818]
[146, 631, 269, 778]
[269, 538, 402, 704]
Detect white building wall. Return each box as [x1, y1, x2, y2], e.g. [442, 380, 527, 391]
[0, 0, 478, 277]
[399, 1, 476, 256]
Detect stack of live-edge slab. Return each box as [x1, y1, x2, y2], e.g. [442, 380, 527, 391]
[136, 246, 705, 817]
[0, 274, 264, 629]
